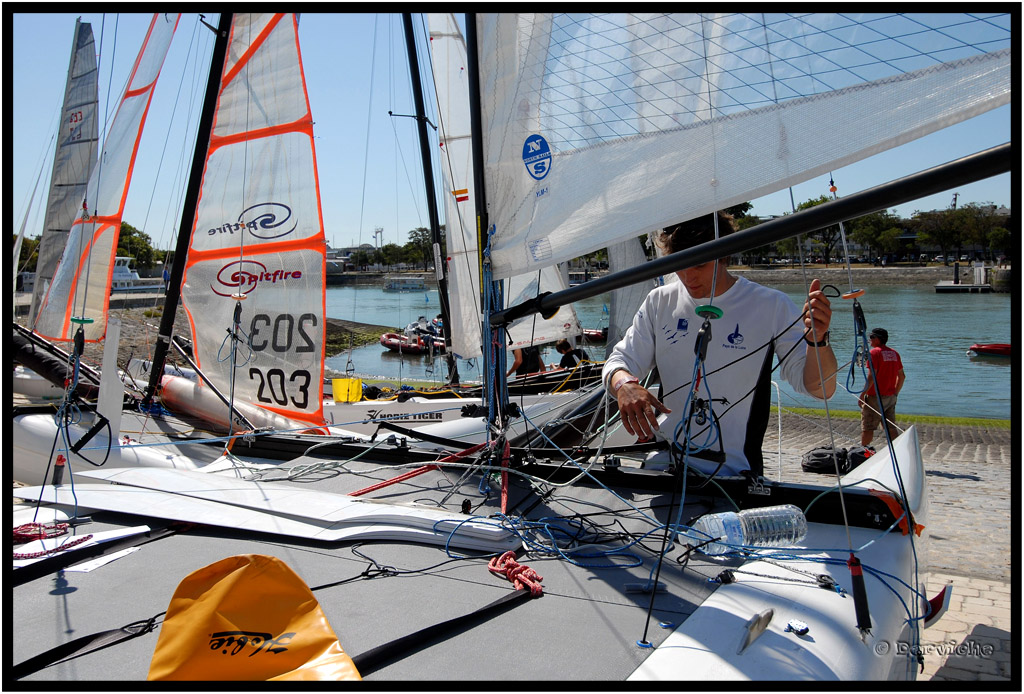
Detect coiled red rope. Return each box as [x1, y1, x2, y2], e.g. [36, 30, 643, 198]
[488, 551, 543, 597]
[13, 522, 69, 544]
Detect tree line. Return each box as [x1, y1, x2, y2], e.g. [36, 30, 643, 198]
[15, 200, 1011, 276]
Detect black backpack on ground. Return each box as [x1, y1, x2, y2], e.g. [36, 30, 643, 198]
[801, 445, 875, 474]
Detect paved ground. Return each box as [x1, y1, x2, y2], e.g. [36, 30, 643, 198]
[764, 411, 1014, 682]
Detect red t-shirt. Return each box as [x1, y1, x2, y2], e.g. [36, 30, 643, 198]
[865, 345, 903, 397]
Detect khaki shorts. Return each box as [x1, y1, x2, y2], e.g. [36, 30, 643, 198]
[861, 393, 898, 432]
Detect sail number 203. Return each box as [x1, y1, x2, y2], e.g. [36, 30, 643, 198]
[247, 312, 319, 409]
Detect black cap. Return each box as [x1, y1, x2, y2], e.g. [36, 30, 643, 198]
[869, 328, 888, 344]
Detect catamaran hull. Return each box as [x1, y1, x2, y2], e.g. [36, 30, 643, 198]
[11, 412, 213, 487]
[631, 426, 931, 681]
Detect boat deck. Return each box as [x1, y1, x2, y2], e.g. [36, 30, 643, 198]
[13, 428, 927, 682]
[13, 457, 730, 681]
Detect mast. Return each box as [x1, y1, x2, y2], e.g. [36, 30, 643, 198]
[465, 13, 509, 428]
[143, 13, 233, 405]
[402, 13, 458, 385]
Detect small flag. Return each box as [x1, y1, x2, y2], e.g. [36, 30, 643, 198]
[452, 188, 469, 203]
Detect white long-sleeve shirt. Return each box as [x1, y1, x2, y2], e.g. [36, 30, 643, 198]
[602, 276, 813, 475]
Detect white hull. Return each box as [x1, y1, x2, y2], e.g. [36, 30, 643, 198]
[13, 366, 64, 400]
[631, 426, 930, 681]
[11, 411, 214, 487]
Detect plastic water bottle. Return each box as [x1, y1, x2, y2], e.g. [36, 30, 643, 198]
[689, 504, 807, 555]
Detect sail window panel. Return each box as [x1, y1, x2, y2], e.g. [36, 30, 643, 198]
[129, 15, 179, 90]
[216, 16, 306, 137]
[33, 221, 114, 343]
[192, 133, 319, 251]
[223, 14, 278, 79]
[84, 97, 148, 216]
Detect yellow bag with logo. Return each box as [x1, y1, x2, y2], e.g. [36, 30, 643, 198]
[147, 554, 361, 681]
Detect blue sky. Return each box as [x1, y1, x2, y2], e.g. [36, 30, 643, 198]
[11, 12, 1012, 254]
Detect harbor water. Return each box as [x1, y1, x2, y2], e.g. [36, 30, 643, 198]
[324, 283, 1011, 420]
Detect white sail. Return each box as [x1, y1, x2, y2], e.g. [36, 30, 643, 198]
[180, 14, 327, 428]
[429, 13, 580, 360]
[474, 13, 1011, 280]
[605, 237, 653, 355]
[34, 14, 180, 342]
[28, 19, 100, 326]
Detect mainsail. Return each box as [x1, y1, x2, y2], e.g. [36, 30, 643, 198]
[28, 18, 100, 326]
[474, 13, 1011, 280]
[428, 13, 581, 361]
[34, 14, 179, 342]
[179, 14, 327, 428]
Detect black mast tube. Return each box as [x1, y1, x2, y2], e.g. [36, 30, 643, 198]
[143, 13, 233, 405]
[402, 13, 458, 385]
[465, 13, 508, 426]
[490, 142, 1012, 327]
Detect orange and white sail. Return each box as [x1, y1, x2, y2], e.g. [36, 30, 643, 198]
[34, 14, 179, 343]
[179, 14, 327, 428]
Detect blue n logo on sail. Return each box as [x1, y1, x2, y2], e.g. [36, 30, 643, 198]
[523, 134, 551, 180]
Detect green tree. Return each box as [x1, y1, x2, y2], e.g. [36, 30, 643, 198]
[958, 202, 1002, 260]
[794, 196, 843, 266]
[352, 249, 370, 269]
[406, 227, 432, 270]
[724, 202, 753, 219]
[117, 222, 159, 270]
[911, 209, 961, 265]
[987, 226, 1010, 260]
[848, 210, 902, 260]
[733, 215, 769, 265]
[14, 234, 40, 273]
[381, 243, 403, 270]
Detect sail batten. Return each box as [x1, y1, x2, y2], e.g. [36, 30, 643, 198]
[180, 13, 327, 428]
[476, 13, 1011, 280]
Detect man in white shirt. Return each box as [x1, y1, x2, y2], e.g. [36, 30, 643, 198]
[602, 212, 837, 476]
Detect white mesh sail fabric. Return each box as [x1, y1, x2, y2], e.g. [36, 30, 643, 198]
[475, 13, 1011, 280]
[181, 14, 327, 428]
[429, 13, 580, 360]
[34, 14, 179, 342]
[29, 19, 99, 325]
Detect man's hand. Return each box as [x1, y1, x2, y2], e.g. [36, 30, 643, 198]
[615, 382, 671, 440]
[803, 278, 832, 341]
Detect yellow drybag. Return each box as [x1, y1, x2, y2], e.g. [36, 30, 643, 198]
[148, 554, 361, 681]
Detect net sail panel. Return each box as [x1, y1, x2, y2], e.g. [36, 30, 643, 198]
[181, 14, 327, 427]
[34, 13, 180, 342]
[29, 19, 100, 325]
[476, 12, 1011, 280]
[429, 13, 580, 360]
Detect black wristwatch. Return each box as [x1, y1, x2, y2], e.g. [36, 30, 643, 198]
[804, 331, 830, 347]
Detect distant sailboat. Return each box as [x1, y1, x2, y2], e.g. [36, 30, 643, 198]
[27, 18, 101, 327]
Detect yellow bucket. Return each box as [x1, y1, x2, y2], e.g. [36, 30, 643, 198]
[331, 378, 362, 403]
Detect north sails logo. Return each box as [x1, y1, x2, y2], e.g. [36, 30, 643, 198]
[207, 202, 297, 239]
[213, 259, 303, 297]
[208, 630, 293, 657]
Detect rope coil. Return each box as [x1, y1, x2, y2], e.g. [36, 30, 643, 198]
[488, 551, 543, 597]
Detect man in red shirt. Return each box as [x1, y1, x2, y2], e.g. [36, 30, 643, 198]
[859, 327, 906, 446]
